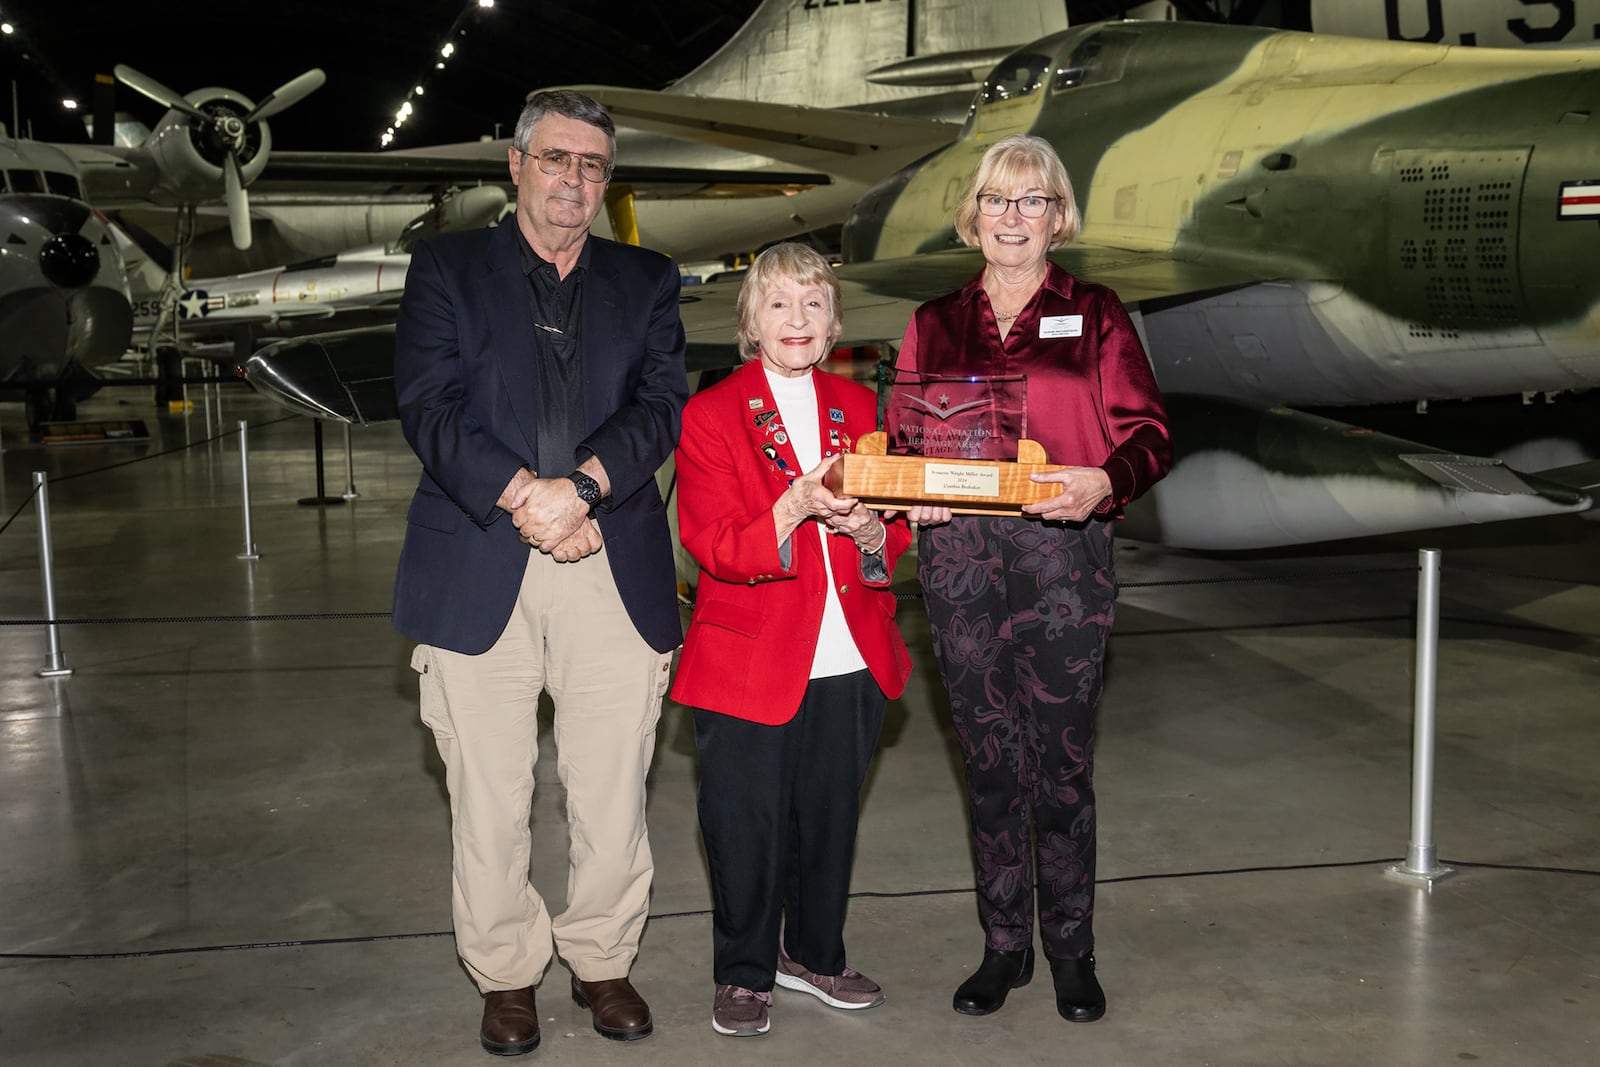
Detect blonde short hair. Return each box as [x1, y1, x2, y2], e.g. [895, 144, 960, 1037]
[952, 134, 1080, 250]
[735, 243, 843, 360]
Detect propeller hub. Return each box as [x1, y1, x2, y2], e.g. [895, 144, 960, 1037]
[217, 113, 246, 145]
[189, 101, 260, 167]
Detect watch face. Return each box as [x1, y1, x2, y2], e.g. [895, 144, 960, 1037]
[568, 472, 602, 505]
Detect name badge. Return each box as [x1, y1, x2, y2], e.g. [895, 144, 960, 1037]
[1040, 315, 1083, 339]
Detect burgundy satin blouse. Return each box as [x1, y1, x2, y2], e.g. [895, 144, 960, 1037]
[895, 263, 1172, 515]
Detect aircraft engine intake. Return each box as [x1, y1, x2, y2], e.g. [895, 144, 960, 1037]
[39, 233, 100, 290]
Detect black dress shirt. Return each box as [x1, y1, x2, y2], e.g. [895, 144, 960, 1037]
[517, 229, 590, 475]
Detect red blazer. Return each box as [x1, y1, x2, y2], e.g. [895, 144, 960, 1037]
[670, 359, 912, 724]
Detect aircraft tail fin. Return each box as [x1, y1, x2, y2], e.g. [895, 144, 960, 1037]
[670, 0, 1068, 108]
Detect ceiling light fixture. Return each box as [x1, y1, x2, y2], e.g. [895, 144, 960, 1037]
[381, 1, 496, 148]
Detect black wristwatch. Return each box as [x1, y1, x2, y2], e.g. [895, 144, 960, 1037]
[566, 470, 603, 509]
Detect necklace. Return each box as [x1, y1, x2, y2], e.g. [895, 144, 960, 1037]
[985, 270, 1044, 324]
[987, 291, 1031, 323]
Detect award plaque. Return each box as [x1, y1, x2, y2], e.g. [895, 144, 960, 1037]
[886, 372, 1029, 460]
[824, 372, 1067, 514]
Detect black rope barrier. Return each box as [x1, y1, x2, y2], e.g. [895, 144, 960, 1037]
[47, 412, 300, 485]
[0, 482, 42, 538]
[0, 410, 302, 534]
[4, 854, 1595, 962]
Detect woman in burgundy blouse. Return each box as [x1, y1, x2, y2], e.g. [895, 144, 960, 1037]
[892, 134, 1172, 1024]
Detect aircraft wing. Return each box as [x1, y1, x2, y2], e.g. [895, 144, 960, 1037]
[62, 140, 832, 206]
[1121, 396, 1593, 551]
[559, 86, 960, 178]
[681, 245, 1265, 357]
[255, 150, 832, 201]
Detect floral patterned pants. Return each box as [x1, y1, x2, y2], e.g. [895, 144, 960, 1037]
[918, 515, 1116, 961]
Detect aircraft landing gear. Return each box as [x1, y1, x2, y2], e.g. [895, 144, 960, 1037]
[154, 346, 184, 409]
[23, 387, 78, 432]
[24, 388, 48, 432]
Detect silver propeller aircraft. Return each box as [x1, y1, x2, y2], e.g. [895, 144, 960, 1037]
[106, 63, 327, 252]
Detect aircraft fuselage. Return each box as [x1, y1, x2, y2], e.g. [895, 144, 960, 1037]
[845, 21, 1600, 407]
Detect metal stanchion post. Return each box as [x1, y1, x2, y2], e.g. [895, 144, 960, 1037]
[32, 471, 74, 677]
[236, 420, 261, 560]
[1386, 548, 1455, 887]
[298, 419, 346, 506]
[341, 421, 360, 500]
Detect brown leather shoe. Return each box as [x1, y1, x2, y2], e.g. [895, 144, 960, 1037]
[571, 976, 653, 1041]
[480, 987, 540, 1056]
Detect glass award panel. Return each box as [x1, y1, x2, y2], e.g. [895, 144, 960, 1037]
[884, 372, 1028, 460]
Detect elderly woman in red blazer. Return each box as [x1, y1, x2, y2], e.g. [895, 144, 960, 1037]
[671, 242, 911, 1039]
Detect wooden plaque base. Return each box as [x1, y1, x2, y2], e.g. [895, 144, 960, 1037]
[824, 432, 1065, 515]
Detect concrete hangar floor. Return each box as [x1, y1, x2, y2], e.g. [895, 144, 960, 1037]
[0, 384, 1596, 1066]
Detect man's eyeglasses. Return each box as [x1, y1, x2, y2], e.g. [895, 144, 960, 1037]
[976, 194, 1058, 218]
[521, 147, 614, 183]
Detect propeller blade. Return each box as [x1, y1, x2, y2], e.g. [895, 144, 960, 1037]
[247, 68, 327, 122]
[113, 64, 208, 121]
[224, 153, 253, 250]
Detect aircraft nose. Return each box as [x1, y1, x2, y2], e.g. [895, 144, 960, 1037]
[39, 232, 101, 289]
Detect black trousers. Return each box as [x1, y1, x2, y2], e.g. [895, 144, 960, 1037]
[693, 670, 886, 992]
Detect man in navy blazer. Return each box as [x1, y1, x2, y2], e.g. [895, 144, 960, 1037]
[392, 89, 687, 1057]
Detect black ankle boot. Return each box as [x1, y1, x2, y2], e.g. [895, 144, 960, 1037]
[1048, 952, 1106, 1023]
[952, 946, 1034, 1015]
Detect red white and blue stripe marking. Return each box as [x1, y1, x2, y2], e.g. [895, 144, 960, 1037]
[1559, 180, 1600, 219]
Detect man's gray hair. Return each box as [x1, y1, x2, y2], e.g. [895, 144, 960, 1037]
[511, 90, 616, 155]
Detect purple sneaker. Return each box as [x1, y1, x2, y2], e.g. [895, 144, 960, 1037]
[712, 984, 772, 1036]
[775, 945, 885, 1010]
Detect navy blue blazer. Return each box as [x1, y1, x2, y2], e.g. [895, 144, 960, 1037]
[391, 220, 688, 655]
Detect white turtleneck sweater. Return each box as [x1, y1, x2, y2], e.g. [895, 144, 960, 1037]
[765, 366, 868, 679]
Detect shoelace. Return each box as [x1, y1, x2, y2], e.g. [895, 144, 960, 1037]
[726, 987, 773, 1005]
[783, 952, 870, 988]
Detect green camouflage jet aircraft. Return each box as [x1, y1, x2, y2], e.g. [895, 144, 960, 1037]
[668, 18, 1600, 549]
